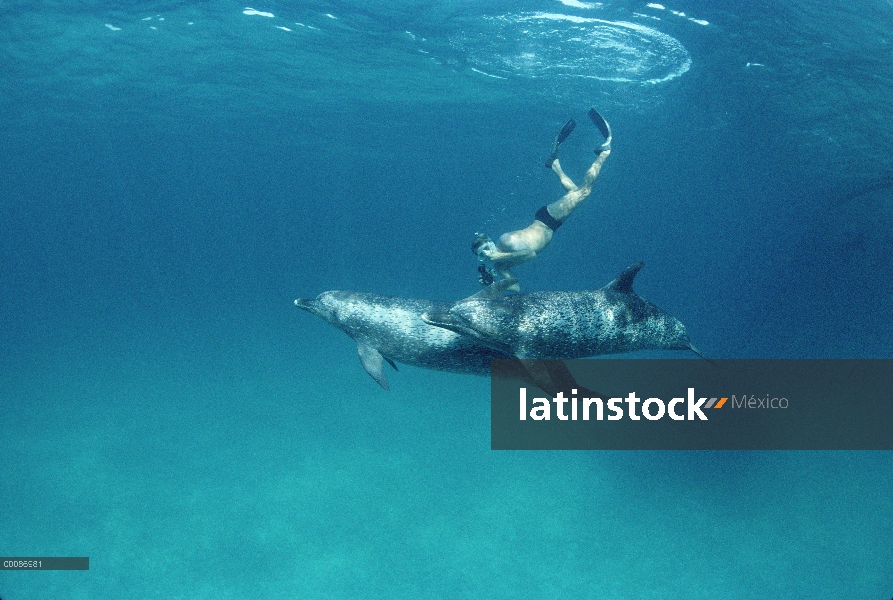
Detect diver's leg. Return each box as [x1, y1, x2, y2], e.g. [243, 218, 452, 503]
[578, 148, 610, 188]
[550, 158, 578, 192]
[495, 267, 521, 292]
[546, 150, 610, 221]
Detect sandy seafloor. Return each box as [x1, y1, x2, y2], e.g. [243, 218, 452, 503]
[1, 0, 892, 597]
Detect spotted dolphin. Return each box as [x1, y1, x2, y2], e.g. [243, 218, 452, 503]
[421, 262, 697, 359]
[294, 291, 595, 394]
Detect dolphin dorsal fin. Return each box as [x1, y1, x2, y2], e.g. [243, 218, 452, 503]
[460, 278, 518, 302]
[608, 262, 645, 293]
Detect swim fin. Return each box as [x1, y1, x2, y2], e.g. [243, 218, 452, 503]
[588, 108, 612, 153]
[545, 118, 576, 168]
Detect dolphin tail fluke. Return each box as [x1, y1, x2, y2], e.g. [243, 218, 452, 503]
[357, 341, 391, 390]
[688, 343, 717, 366]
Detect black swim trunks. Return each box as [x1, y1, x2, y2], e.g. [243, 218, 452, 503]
[535, 205, 563, 231]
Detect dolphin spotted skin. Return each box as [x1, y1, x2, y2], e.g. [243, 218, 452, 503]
[294, 291, 513, 390]
[421, 262, 694, 359]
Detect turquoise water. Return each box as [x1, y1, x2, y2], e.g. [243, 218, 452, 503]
[2, 0, 892, 597]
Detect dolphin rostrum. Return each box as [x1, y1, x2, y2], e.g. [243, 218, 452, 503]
[294, 291, 597, 394]
[421, 262, 696, 359]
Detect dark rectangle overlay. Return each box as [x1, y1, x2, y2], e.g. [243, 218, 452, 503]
[491, 359, 893, 450]
[0, 557, 89, 570]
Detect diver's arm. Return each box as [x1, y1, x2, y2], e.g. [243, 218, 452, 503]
[485, 247, 536, 263]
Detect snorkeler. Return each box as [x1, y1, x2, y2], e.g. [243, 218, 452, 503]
[473, 108, 612, 287]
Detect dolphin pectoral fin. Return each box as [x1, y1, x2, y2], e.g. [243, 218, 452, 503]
[384, 357, 398, 371]
[357, 341, 390, 390]
[423, 311, 514, 354]
[421, 311, 465, 332]
[421, 310, 479, 341]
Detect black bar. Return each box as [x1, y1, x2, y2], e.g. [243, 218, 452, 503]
[0, 557, 89, 570]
